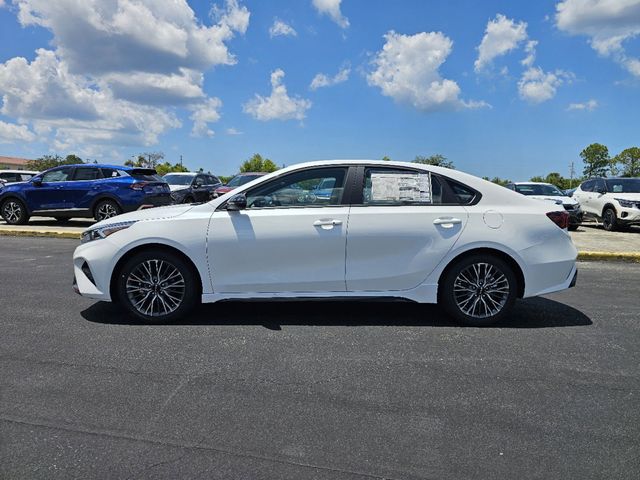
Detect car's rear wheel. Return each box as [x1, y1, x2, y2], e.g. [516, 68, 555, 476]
[94, 199, 121, 222]
[115, 250, 199, 323]
[602, 207, 618, 232]
[439, 254, 517, 326]
[1, 198, 29, 225]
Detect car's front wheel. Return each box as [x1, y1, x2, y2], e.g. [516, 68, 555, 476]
[94, 199, 121, 222]
[439, 254, 518, 326]
[1, 198, 29, 225]
[602, 207, 618, 232]
[115, 250, 199, 323]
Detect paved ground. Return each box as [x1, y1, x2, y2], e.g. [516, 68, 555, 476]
[1, 217, 640, 253]
[1, 237, 639, 479]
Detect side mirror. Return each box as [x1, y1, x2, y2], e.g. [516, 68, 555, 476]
[226, 193, 247, 211]
[32, 178, 42, 187]
[595, 187, 606, 194]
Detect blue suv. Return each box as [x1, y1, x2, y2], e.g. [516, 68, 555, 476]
[0, 164, 171, 225]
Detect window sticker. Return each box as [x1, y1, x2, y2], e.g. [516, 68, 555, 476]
[370, 173, 431, 202]
[612, 184, 623, 193]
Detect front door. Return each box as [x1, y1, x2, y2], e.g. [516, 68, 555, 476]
[207, 167, 350, 293]
[346, 166, 469, 291]
[25, 167, 74, 211]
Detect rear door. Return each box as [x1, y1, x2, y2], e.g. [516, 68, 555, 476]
[68, 166, 103, 209]
[575, 180, 595, 215]
[345, 166, 470, 291]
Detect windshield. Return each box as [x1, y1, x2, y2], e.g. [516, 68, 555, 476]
[163, 174, 195, 185]
[514, 184, 565, 196]
[130, 168, 164, 182]
[227, 174, 262, 187]
[605, 178, 640, 193]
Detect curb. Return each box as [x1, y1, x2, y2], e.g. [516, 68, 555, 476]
[2, 229, 640, 262]
[0, 229, 81, 240]
[577, 251, 640, 263]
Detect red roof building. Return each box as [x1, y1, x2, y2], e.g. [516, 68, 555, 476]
[0, 156, 32, 170]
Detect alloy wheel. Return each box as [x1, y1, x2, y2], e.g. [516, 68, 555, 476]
[96, 202, 118, 221]
[453, 262, 510, 319]
[603, 209, 615, 231]
[125, 259, 186, 317]
[2, 201, 22, 223]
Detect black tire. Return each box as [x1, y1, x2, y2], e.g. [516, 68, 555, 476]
[439, 254, 518, 327]
[602, 207, 618, 232]
[94, 199, 121, 222]
[114, 249, 199, 323]
[568, 225, 579, 231]
[1, 198, 29, 225]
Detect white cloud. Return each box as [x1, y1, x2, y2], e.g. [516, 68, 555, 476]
[269, 19, 297, 38]
[475, 14, 528, 72]
[0, 120, 36, 143]
[243, 69, 312, 121]
[189, 97, 222, 137]
[555, 0, 640, 77]
[521, 40, 538, 67]
[0, 0, 249, 153]
[567, 99, 598, 111]
[225, 127, 243, 135]
[310, 64, 350, 90]
[312, 0, 349, 29]
[367, 31, 487, 111]
[518, 67, 573, 103]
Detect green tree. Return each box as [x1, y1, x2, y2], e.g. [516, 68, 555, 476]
[382, 155, 391, 161]
[219, 175, 234, 184]
[155, 162, 189, 176]
[614, 147, 640, 177]
[482, 176, 511, 186]
[26, 154, 85, 171]
[239, 153, 278, 173]
[413, 154, 454, 169]
[125, 152, 165, 169]
[580, 143, 610, 178]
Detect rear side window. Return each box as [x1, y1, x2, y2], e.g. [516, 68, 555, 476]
[73, 167, 101, 181]
[129, 168, 163, 182]
[363, 168, 433, 205]
[581, 180, 594, 192]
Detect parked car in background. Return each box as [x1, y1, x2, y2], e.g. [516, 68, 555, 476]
[163, 172, 222, 204]
[0, 170, 39, 185]
[73, 160, 577, 327]
[506, 182, 583, 230]
[211, 172, 267, 198]
[573, 177, 640, 231]
[563, 187, 576, 197]
[0, 164, 171, 225]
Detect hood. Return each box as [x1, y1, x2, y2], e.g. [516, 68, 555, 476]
[528, 195, 578, 206]
[168, 184, 190, 192]
[89, 203, 196, 230]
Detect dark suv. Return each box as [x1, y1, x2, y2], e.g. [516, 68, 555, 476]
[0, 164, 171, 225]
[163, 172, 222, 203]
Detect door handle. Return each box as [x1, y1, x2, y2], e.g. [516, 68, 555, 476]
[313, 219, 342, 227]
[433, 217, 462, 228]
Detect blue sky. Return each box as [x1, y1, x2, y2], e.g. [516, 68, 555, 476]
[0, 0, 639, 179]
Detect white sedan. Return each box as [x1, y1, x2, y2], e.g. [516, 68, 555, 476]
[73, 160, 578, 326]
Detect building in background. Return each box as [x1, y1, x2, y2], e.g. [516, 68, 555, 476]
[0, 156, 32, 170]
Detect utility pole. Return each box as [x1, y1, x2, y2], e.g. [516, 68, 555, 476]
[569, 161, 575, 188]
[180, 155, 183, 167]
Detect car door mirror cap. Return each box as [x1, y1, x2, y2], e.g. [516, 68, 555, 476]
[32, 178, 43, 187]
[226, 193, 247, 211]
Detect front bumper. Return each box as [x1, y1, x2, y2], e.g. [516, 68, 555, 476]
[73, 238, 121, 301]
[618, 207, 640, 225]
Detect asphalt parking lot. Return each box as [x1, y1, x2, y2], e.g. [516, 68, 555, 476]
[1, 236, 639, 479]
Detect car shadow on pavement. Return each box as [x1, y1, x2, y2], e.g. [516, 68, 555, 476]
[81, 296, 592, 329]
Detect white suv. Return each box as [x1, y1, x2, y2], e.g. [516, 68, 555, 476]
[573, 177, 640, 231]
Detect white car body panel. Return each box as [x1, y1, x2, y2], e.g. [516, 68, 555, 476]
[73, 160, 578, 308]
[573, 181, 640, 223]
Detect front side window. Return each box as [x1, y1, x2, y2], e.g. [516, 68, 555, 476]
[42, 167, 72, 183]
[245, 168, 347, 209]
[581, 180, 594, 192]
[0, 172, 20, 182]
[194, 176, 206, 187]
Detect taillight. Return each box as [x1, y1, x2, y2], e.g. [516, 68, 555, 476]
[546, 211, 569, 229]
[130, 181, 148, 191]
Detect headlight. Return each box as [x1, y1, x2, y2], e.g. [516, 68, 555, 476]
[81, 221, 137, 244]
[615, 198, 638, 209]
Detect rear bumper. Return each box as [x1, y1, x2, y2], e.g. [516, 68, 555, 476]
[122, 194, 172, 212]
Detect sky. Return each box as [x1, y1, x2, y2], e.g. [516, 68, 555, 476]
[0, 0, 639, 179]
